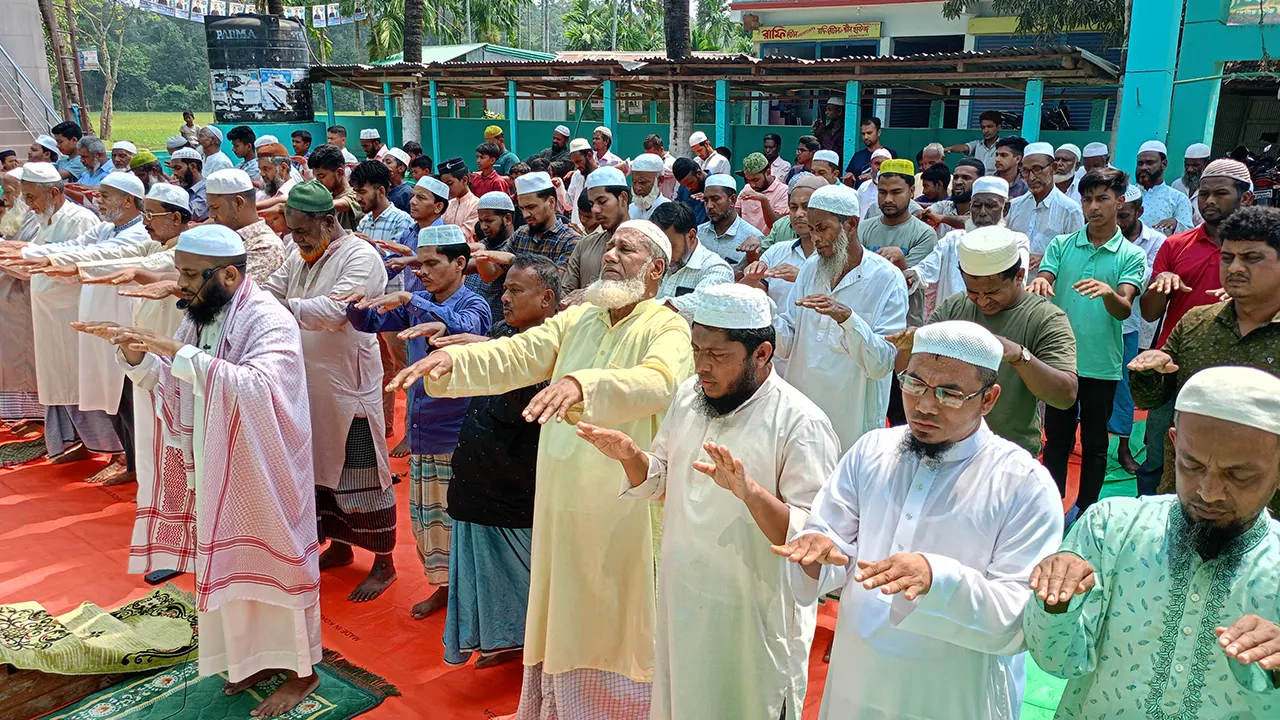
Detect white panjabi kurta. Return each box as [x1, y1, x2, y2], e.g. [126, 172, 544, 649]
[793, 423, 1064, 720]
[21, 201, 103, 406]
[774, 250, 907, 452]
[623, 371, 839, 720]
[261, 236, 390, 491]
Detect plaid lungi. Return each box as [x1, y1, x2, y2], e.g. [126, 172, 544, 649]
[514, 662, 652, 720]
[316, 417, 397, 554]
[409, 453, 452, 585]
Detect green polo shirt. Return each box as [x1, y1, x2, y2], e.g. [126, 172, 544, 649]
[1039, 226, 1147, 381]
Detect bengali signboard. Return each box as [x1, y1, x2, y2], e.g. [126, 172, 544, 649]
[1229, 0, 1280, 24]
[751, 21, 881, 43]
[205, 14, 313, 123]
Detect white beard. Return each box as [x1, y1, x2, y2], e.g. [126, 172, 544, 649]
[817, 230, 850, 290]
[632, 182, 663, 211]
[1054, 173, 1074, 185]
[0, 196, 28, 238]
[583, 265, 650, 309]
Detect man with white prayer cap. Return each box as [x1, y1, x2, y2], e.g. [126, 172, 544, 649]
[771, 182, 907, 452]
[1174, 141, 1213, 202]
[387, 214, 692, 720]
[590, 125, 623, 168]
[168, 147, 208, 222]
[563, 165, 632, 293]
[628, 152, 671, 221]
[500, 171, 581, 268]
[891, 225, 1078, 456]
[466, 190, 520, 320]
[855, 147, 893, 220]
[195, 125, 233, 175]
[1025, 364, 1280, 719]
[565, 138, 597, 227]
[577, 282, 839, 720]
[253, 134, 278, 149]
[29, 134, 60, 164]
[110, 141, 137, 171]
[103, 223, 323, 718]
[0, 162, 126, 472]
[811, 149, 842, 187]
[165, 136, 190, 154]
[695, 173, 763, 266]
[1136, 139, 1194, 233]
[529, 125, 573, 178]
[690, 130, 730, 176]
[1007, 141, 1085, 269]
[775, 318, 1064, 720]
[0, 167, 42, 428]
[205, 168, 286, 282]
[1054, 143, 1083, 201]
[359, 128, 387, 161]
[1082, 141, 1110, 172]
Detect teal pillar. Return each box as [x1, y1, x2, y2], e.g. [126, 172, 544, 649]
[602, 80, 617, 141]
[507, 80, 519, 157]
[1022, 79, 1044, 143]
[1114, 0, 1183, 175]
[1089, 99, 1109, 132]
[382, 82, 396, 146]
[842, 80, 861, 171]
[649, 101, 657, 124]
[715, 79, 731, 148]
[928, 100, 944, 130]
[429, 80, 441, 167]
[324, 80, 336, 128]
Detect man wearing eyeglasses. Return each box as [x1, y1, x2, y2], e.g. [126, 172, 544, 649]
[772, 319, 1064, 720]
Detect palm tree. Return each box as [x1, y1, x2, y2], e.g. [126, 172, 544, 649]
[400, 0, 424, 144]
[664, 0, 692, 157]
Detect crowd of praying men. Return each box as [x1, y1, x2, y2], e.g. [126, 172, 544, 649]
[0, 104, 1278, 719]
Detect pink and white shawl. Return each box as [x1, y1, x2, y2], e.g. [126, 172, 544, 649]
[137, 278, 319, 613]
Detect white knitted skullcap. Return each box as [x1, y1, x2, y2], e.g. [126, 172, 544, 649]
[871, 148, 893, 161]
[100, 171, 145, 199]
[175, 224, 244, 257]
[417, 176, 450, 200]
[1083, 142, 1109, 158]
[1176, 366, 1280, 436]
[515, 171, 553, 195]
[688, 131, 708, 147]
[594, 125, 612, 139]
[631, 153, 665, 173]
[205, 169, 253, 195]
[477, 191, 515, 212]
[568, 138, 591, 153]
[359, 128, 380, 140]
[1139, 140, 1168, 156]
[253, 135, 278, 148]
[958, 226, 1021, 277]
[418, 224, 467, 247]
[1057, 143, 1082, 160]
[553, 125, 570, 137]
[806, 184, 860, 218]
[1184, 143, 1211, 160]
[911, 320, 1004, 371]
[693, 283, 772, 329]
[21, 162, 60, 183]
[146, 183, 190, 212]
[165, 136, 188, 151]
[814, 149, 840, 166]
[34, 135, 58, 153]
[112, 141, 137, 154]
[1124, 184, 1144, 203]
[704, 174, 737, 191]
[586, 166, 627, 189]
[386, 147, 411, 167]
[615, 219, 671, 261]
[1023, 142, 1055, 159]
[972, 176, 1009, 199]
[170, 147, 202, 161]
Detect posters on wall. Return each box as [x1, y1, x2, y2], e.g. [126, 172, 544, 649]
[205, 15, 313, 123]
[134, 0, 368, 26]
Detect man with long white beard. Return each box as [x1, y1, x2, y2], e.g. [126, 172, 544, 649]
[1054, 143, 1083, 202]
[388, 219, 693, 719]
[628, 153, 670, 222]
[772, 183, 907, 453]
[0, 168, 42, 429]
[111, 141, 136, 172]
[168, 148, 208, 222]
[255, 142, 297, 211]
[578, 283, 838, 720]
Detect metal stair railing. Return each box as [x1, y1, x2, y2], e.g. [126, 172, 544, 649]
[0, 41, 61, 138]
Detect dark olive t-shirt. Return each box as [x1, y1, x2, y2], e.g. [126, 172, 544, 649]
[930, 292, 1077, 454]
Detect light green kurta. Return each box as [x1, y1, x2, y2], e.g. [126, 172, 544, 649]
[1023, 496, 1280, 719]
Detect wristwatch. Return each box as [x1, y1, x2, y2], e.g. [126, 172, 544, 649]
[1011, 345, 1031, 366]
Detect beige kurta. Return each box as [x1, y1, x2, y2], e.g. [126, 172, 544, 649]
[625, 371, 839, 720]
[262, 236, 390, 490]
[428, 299, 693, 683]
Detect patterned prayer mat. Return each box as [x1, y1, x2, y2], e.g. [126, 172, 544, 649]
[45, 649, 401, 720]
[0, 585, 196, 675]
[0, 436, 46, 467]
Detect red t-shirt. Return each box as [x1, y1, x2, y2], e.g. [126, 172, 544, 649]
[470, 170, 511, 199]
[1150, 224, 1223, 348]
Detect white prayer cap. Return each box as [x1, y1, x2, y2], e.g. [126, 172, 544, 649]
[418, 176, 450, 199]
[253, 135, 278, 148]
[359, 128, 380, 140]
[1176, 366, 1280, 436]
[911, 320, 1004, 372]
[21, 162, 60, 184]
[569, 138, 591, 153]
[972, 176, 1009, 199]
[689, 131, 709, 147]
[1124, 184, 1144, 203]
[704, 174, 738, 191]
[871, 147, 893, 161]
[34, 135, 58, 153]
[6, 167, 23, 179]
[386, 147, 411, 166]
[477, 191, 515, 212]
[814, 149, 840, 167]
[1083, 142, 1109, 158]
[100, 171, 145, 199]
[419, 224, 467, 247]
[959, 226, 1021, 277]
[827, 96, 843, 106]
[146, 183, 190, 212]
[515, 171, 553, 195]
[631, 153, 664, 173]
[165, 136, 188, 151]
[594, 125, 612, 139]
[175, 224, 245, 257]
[586, 166, 627, 189]
[1185, 143, 1212, 159]
[614, 219, 671, 261]
[1139, 140, 1168, 156]
[1023, 141, 1055, 159]
[553, 125, 570, 137]
[202, 125, 224, 142]
[170, 147, 202, 161]
[693, 284, 772, 329]
[112, 140, 137, 154]
[206, 169, 254, 195]
[807, 183, 860, 218]
[1057, 143, 1082, 160]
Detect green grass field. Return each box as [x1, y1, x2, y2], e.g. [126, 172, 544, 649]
[106, 111, 214, 151]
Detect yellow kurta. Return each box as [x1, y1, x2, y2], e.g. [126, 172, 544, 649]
[428, 299, 693, 683]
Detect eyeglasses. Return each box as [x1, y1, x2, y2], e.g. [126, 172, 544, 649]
[897, 372, 991, 409]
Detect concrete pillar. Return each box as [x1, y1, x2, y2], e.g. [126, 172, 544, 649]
[603, 80, 617, 141]
[507, 79, 519, 157]
[928, 100, 944, 130]
[1021, 78, 1044, 143]
[383, 81, 396, 146]
[1089, 99, 1109, 133]
[843, 80, 861, 174]
[429, 80, 441, 166]
[1114, 0, 1183, 175]
[324, 81, 336, 128]
[715, 79, 731, 148]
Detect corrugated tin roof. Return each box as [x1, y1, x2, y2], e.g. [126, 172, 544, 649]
[373, 43, 556, 66]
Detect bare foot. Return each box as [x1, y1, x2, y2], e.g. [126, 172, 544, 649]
[223, 667, 277, 695]
[102, 470, 136, 486]
[349, 556, 397, 602]
[9, 420, 42, 437]
[50, 443, 88, 465]
[476, 647, 522, 668]
[318, 542, 355, 570]
[390, 437, 411, 458]
[85, 455, 128, 484]
[250, 669, 319, 717]
[410, 586, 448, 619]
[1117, 439, 1139, 474]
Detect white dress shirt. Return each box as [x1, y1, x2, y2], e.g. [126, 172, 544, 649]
[759, 238, 811, 376]
[793, 423, 1064, 720]
[774, 250, 907, 452]
[1006, 187, 1085, 256]
[1122, 222, 1167, 346]
[1140, 182, 1194, 233]
[696, 215, 761, 264]
[697, 152, 731, 176]
[656, 241, 733, 316]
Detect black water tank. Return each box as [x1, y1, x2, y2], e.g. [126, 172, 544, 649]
[205, 14, 314, 124]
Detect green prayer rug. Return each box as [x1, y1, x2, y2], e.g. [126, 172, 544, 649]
[44, 649, 401, 720]
[0, 436, 46, 467]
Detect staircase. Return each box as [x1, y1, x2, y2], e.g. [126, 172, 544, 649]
[0, 41, 60, 151]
